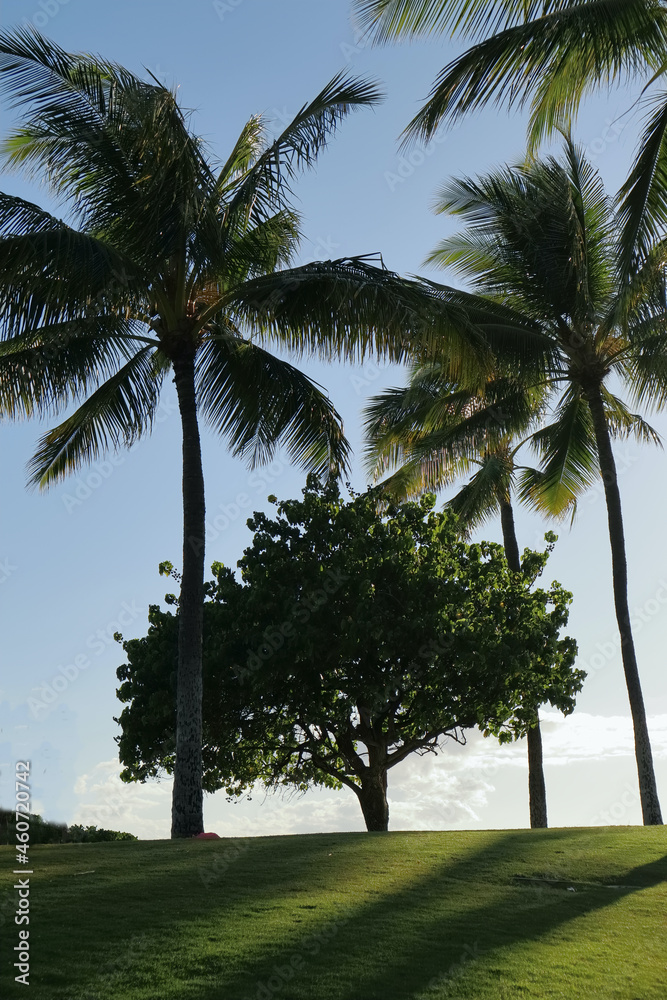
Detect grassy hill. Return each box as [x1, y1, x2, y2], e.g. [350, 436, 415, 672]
[1, 827, 666, 999]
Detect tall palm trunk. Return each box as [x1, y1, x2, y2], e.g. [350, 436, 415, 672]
[171, 352, 206, 838]
[500, 499, 548, 829]
[586, 384, 662, 825]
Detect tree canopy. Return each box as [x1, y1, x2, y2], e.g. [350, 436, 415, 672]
[116, 478, 582, 831]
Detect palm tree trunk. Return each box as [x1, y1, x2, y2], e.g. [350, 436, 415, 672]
[500, 499, 521, 571]
[171, 353, 206, 838]
[500, 499, 548, 829]
[586, 385, 662, 825]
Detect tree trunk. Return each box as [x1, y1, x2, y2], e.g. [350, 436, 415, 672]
[500, 499, 521, 573]
[500, 499, 548, 829]
[171, 353, 206, 838]
[357, 771, 389, 832]
[586, 384, 662, 825]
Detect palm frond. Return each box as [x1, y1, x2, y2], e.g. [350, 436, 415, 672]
[559, 135, 615, 320]
[351, 1, 592, 43]
[196, 329, 350, 479]
[26, 346, 163, 487]
[616, 282, 667, 405]
[0, 27, 145, 212]
[516, 465, 575, 522]
[224, 257, 491, 372]
[0, 193, 147, 323]
[618, 90, 667, 276]
[395, 1, 667, 147]
[610, 237, 667, 330]
[430, 151, 615, 325]
[0, 316, 153, 418]
[0, 28, 216, 265]
[221, 73, 383, 231]
[425, 228, 503, 281]
[446, 451, 513, 533]
[189, 210, 301, 299]
[601, 383, 664, 442]
[362, 375, 481, 480]
[0, 25, 141, 113]
[417, 280, 554, 379]
[215, 114, 265, 192]
[520, 385, 598, 516]
[374, 451, 474, 500]
[363, 366, 544, 520]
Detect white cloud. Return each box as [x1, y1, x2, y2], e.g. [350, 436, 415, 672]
[72, 759, 171, 839]
[72, 714, 667, 838]
[539, 712, 667, 764]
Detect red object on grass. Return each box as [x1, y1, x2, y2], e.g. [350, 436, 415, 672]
[194, 832, 221, 839]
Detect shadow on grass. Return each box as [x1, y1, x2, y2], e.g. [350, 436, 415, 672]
[8, 830, 667, 1000]
[196, 830, 667, 1000]
[326, 846, 667, 1000]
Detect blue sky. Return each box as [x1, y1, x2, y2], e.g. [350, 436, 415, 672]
[1, 0, 666, 837]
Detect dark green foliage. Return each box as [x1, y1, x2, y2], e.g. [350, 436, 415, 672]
[0, 810, 136, 844]
[0, 809, 66, 845]
[66, 825, 137, 843]
[116, 478, 581, 823]
[351, 2, 667, 149]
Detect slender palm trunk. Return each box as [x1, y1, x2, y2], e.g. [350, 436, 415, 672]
[499, 499, 521, 571]
[500, 499, 548, 829]
[586, 385, 662, 825]
[171, 353, 206, 838]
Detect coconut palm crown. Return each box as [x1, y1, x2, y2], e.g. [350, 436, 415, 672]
[372, 139, 667, 823]
[0, 28, 451, 837]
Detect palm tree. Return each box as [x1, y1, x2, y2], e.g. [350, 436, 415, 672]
[404, 140, 666, 823]
[364, 368, 558, 826]
[0, 29, 449, 837]
[351, 1, 667, 273]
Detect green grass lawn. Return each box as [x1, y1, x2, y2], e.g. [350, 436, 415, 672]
[1, 827, 666, 999]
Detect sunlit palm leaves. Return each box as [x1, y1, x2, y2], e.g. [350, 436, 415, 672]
[374, 137, 665, 822]
[353, 2, 667, 142]
[364, 364, 543, 499]
[352, 0, 667, 276]
[424, 138, 666, 514]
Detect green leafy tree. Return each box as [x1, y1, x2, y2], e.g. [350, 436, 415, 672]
[414, 140, 667, 823]
[66, 825, 137, 843]
[350, 1, 667, 272]
[364, 369, 559, 827]
[116, 478, 582, 832]
[0, 29, 445, 837]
